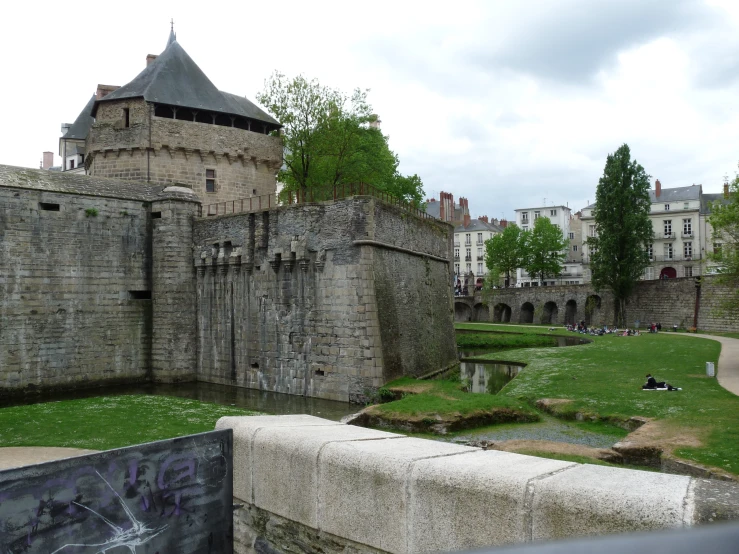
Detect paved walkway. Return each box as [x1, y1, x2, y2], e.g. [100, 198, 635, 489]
[464, 323, 739, 397]
[0, 447, 98, 471]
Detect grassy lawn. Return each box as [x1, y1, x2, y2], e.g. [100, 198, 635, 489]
[457, 332, 560, 350]
[377, 323, 739, 475]
[0, 395, 258, 451]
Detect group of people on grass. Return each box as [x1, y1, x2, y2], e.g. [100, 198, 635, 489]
[564, 322, 640, 336]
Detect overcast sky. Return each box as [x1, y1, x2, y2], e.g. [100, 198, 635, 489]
[3, 0, 738, 219]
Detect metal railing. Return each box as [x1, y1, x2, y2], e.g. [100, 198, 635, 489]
[198, 183, 434, 221]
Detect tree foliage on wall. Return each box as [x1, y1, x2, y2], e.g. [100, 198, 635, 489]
[708, 167, 739, 315]
[523, 217, 568, 285]
[257, 72, 424, 205]
[588, 144, 652, 327]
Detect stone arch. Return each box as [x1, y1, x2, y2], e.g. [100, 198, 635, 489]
[660, 267, 677, 279]
[455, 302, 473, 322]
[473, 303, 489, 321]
[493, 303, 512, 323]
[541, 301, 558, 324]
[520, 302, 534, 324]
[585, 294, 602, 326]
[565, 299, 577, 325]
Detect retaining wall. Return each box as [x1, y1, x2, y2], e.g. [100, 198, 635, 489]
[193, 198, 456, 402]
[217, 415, 739, 554]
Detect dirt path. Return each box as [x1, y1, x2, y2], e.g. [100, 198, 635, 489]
[472, 323, 739, 397]
[0, 447, 99, 471]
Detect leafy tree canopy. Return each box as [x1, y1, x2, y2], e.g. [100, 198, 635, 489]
[523, 217, 568, 284]
[257, 72, 424, 205]
[484, 224, 526, 287]
[708, 168, 739, 314]
[588, 143, 652, 326]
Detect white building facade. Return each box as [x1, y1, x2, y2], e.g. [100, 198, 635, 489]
[453, 217, 503, 292]
[513, 205, 580, 286]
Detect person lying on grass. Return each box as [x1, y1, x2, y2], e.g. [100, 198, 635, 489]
[642, 373, 681, 391]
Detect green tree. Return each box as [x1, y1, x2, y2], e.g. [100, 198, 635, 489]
[707, 170, 739, 314]
[484, 224, 527, 287]
[257, 72, 424, 205]
[524, 217, 568, 284]
[588, 144, 652, 327]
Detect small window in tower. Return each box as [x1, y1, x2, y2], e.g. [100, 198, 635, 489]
[69, 159, 75, 169]
[206, 169, 216, 193]
[123, 108, 130, 128]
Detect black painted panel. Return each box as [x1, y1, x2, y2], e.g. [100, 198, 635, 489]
[0, 430, 233, 553]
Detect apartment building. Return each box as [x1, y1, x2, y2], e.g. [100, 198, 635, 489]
[453, 215, 504, 291]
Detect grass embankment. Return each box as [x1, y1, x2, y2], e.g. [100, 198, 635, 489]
[456, 332, 559, 350]
[0, 395, 257, 450]
[458, 323, 738, 475]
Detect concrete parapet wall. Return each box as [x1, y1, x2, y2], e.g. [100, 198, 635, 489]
[218, 415, 739, 554]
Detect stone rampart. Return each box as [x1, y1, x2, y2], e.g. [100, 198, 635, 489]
[217, 415, 739, 554]
[193, 197, 456, 402]
[0, 165, 199, 395]
[457, 277, 738, 331]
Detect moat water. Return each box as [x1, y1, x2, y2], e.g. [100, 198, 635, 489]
[457, 333, 590, 394]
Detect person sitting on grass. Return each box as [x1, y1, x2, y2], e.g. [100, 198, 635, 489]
[642, 373, 680, 391]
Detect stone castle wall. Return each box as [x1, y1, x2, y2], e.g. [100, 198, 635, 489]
[193, 198, 456, 402]
[457, 277, 738, 331]
[87, 100, 282, 205]
[0, 166, 200, 395]
[0, 183, 151, 393]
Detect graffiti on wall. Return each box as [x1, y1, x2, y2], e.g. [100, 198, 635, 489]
[0, 430, 233, 553]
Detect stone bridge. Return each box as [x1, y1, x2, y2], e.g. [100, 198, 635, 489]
[454, 285, 614, 326]
[452, 277, 738, 332]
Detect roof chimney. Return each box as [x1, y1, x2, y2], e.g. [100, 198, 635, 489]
[478, 215, 489, 223]
[146, 54, 158, 66]
[42, 151, 54, 170]
[96, 84, 120, 99]
[463, 214, 471, 227]
[655, 179, 661, 198]
[725, 183, 730, 199]
[500, 219, 508, 228]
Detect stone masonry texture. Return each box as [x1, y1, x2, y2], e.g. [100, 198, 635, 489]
[456, 277, 739, 332]
[193, 198, 457, 402]
[87, 100, 282, 206]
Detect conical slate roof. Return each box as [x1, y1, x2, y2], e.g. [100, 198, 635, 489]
[63, 94, 96, 140]
[91, 38, 279, 126]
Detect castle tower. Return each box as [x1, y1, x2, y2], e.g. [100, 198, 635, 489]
[85, 31, 283, 205]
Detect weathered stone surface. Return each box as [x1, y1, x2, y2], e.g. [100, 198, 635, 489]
[194, 197, 456, 402]
[250, 424, 402, 528]
[318, 437, 476, 554]
[408, 450, 575, 552]
[530, 464, 692, 540]
[216, 415, 342, 504]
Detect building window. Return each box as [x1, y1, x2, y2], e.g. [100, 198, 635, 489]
[588, 224, 596, 237]
[465, 234, 471, 245]
[664, 243, 673, 260]
[465, 248, 471, 261]
[683, 218, 692, 235]
[534, 211, 541, 220]
[685, 266, 693, 277]
[550, 209, 557, 216]
[664, 204, 670, 211]
[568, 232, 574, 239]
[466, 263, 471, 273]
[646, 243, 653, 259]
[684, 242, 692, 258]
[573, 245, 578, 252]
[477, 232, 483, 244]
[664, 220, 672, 237]
[477, 247, 483, 259]
[522, 226, 528, 231]
[69, 159, 75, 169]
[714, 242, 722, 256]
[123, 108, 130, 128]
[644, 267, 654, 280]
[455, 264, 459, 274]
[206, 169, 216, 192]
[521, 212, 529, 224]
[684, 202, 690, 210]
[477, 263, 483, 274]
[454, 248, 459, 259]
